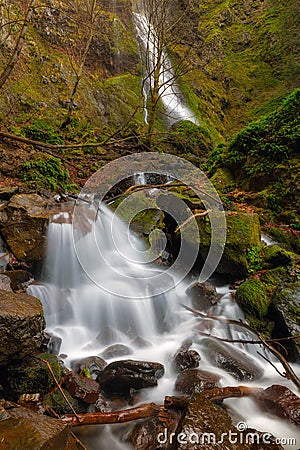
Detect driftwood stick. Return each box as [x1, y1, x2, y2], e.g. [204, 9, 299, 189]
[36, 357, 80, 421]
[175, 210, 210, 234]
[182, 304, 300, 391]
[181, 304, 255, 334]
[62, 403, 162, 427]
[258, 335, 300, 391]
[196, 331, 300, 345]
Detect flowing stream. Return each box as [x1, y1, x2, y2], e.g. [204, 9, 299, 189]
[28, 204, 300, 450]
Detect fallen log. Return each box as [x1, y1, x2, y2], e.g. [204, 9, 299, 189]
[61, 402, 162, 427]
[164, 386, 264, 411]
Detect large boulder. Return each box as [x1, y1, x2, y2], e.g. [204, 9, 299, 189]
[174, 393, 283, 450]
[0, 400, 70, 449]
[0, 290, 45, 365]
[201, 339, 263, 381]
[256, 385, 300, 427]
[0, 193, 54, 262]
[175, 369, 221, 395]
[97, 360, 165, 395]
[184, 211, 261, 277]
[0, 353, 61, 401]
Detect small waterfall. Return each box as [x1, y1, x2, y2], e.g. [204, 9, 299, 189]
[132, 9, 198, 125]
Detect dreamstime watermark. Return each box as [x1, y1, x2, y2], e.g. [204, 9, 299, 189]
[157, 423, 297, 447]
[72, 152, 226, 299]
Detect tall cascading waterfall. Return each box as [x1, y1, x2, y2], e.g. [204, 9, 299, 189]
[27, 202, 300, 449]
[132, 6, 198, 125]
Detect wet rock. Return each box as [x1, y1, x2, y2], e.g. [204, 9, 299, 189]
[94, 393, 112, 413]
[43, 387, 88, 415]
[71, 356, 107, 379]
[0, 290, 45, 365]
[0, 401, 70, 449]
[101, 344, 133, 360]
[174, 349, 201, 372]
[3, 270, 32, 291]
[130, 410, 180, 450]
[0, 193, 54, 262]
[175, 369, 221, 395]
[256, 384, 300, 426]
[0, 274, 12, 291]
[269, 281, 300, 362]
[0, 185, 19, 200]
[48, 333, 62, 356]
[97, 360, 165, 395]
[186, 282, 219, 311]
[130, 336, 153, 348]
[64, 372, 100, 404]
[96, 326, 124, 345]
[0, 353, 62, 401]
[202, 338, 263, 381]
[174, 393, 283, 449]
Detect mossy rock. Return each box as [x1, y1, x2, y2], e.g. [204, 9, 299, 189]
[43, 387, 87, 415]
[210, 167, 235, 192]
[185, 211, 261, 277]
[0, 353, 62, 401]
[267, 227, 300, 254]
[236, 278, 270, 318]
[260, 244, 295, 269]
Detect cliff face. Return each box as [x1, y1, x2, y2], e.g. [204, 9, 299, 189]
[0, 0, 299, 139]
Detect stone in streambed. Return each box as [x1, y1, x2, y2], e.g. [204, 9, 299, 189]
[97, 360, 165, 395]
[0, 401, 70, 449]
[0, 274, 12, 291]
[175, 368, 221, 395]
[186, 282, 219, 312]
[174, 349, 201, 372]
[130, 410, 180, 450]
[201, 338, 263, 381]
[0, 290, 45, 365]
[256, 384, 300, 427]
[71, 355, 107, 379]
[174, 393, 283, 450]
[96, 326, 124, 345]
[101, 343, 133, 359]
[64, 372, 100, 404]
[3, 269, 33, 291]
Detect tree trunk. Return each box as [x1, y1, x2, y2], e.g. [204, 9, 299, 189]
[0, 0, 35, 90]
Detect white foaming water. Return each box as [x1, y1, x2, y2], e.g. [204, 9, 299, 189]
[28, 205, 300, 449]
[133, 11, 198, 126]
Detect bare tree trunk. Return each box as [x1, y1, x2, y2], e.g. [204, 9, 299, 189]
[0, 0, 35, 90]
[61, 0, 97, 128]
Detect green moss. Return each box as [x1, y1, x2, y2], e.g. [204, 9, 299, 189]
[210, 167, 235, 192]
[21, 155, 78, 192]
[43, 387, 84, 415]
[236, 278, 269, 318]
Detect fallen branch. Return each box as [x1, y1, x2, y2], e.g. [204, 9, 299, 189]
[35, 357, 80, 421]
[175, 210, 210, 234]
[61, 403, 162, 427]
[182, 304, 300, 392]
[164, 386, 264, 410]
[196, 331, 300, 346]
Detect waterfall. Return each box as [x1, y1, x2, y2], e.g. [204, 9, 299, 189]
[28, 204, 300, 449]
[132, 9, 198, 125]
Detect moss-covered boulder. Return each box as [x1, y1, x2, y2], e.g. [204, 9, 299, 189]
[210, 167, 235, 193]
[260, 244, 295, 269]
[0, 290, 45, 365]
[0, 353, 62, 401]
[0, 194, 55, 262]
[237, 267, 300, 361]
[236, 278, 269, 318]
[184, 211, 261, 277]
